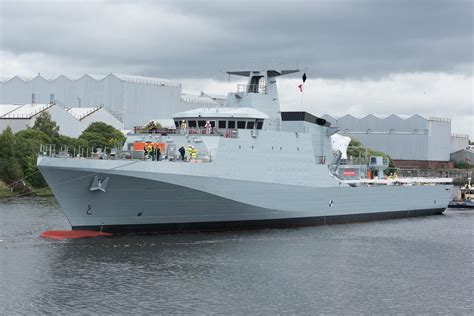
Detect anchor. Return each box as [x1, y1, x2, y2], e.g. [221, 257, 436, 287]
[90, 175, 110, 192]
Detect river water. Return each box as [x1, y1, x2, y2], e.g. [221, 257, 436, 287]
[0, 197, 472, 314]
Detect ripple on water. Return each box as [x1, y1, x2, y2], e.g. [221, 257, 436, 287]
[0, 198, 473, 314]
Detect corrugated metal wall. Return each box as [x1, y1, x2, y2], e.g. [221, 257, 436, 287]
[0, 74, 216, 129]
[450, 134, 469, 153]
[323, 114, 451, 161]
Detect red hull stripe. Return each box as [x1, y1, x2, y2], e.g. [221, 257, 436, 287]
[40, 230, 112, 239]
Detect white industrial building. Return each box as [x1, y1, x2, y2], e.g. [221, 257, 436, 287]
[322, 114, 455, 168]
[0, 73, 220, 129]
[450, 134, 470, 153]
[66, 106, 123, 132]
[0, 103, 123, 138]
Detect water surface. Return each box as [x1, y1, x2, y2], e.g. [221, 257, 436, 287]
[1, 197, 472, 314]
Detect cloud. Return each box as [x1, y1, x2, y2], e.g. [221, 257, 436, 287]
[0, 1, 472, 137]
[1, 0, 472, 78]
[180, 72, 473, 138]
[295, 72, 474, 138]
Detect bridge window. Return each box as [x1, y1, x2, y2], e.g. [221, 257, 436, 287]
[218, 120, 226, 128]
[246, 121, 255, 129]
[198, 120, 206, 127]
[174, 120, 179, 128]
[256, 121, 263, 130]
[188, 120, 197, 128]
[228, 121, 236, 128]
[237, 121, 246, 129]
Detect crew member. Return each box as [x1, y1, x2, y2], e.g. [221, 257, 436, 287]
[146, 143, 154, 160]
[180, 120, 187, 134]
[156, 145, 161, 161]
[143, 143, 149, 158]
[186, 145, 193, 162]
[204, 120, 212, 134]
[179, 145, 186, 161]
[191, 146, 197, 161]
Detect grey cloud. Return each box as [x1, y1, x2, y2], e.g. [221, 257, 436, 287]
[0, 0, 472, 79]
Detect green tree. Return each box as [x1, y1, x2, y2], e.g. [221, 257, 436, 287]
[33, 111, 59, 140]
[79, 122, 125, 151]
[346, 138, 395, 175]
[0, 127, 23, 185]
[79, 131, 107, 151]
[15, 128, 52, 187]
[56, 134, 88, 156]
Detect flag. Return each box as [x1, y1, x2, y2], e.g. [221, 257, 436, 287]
[298, 84, 303, 92]
[302, 73, 307, 83]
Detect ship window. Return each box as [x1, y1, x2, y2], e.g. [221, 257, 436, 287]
[198, 120, 206, 127]
[237, 121, 246, 129]
[218, 120, 226, 128]
[174, 120, 179, 128]
[209, 121, 216, 127]
[188, 120, 197, 128]
[246, 121, 255, 129]
[256, 121, 263, 129]
[228, 121, 236, 128]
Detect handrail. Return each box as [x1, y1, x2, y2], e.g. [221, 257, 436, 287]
[132, 127, 239, 138]
[429, 116, 451, 123]
[180, 96, 217, 105]
[237, 83, 267, 94]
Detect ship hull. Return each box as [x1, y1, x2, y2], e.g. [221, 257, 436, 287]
[38, 157, 452, 234]
[75, 208, 446, 233]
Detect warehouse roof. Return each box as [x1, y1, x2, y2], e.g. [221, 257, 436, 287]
[1, 73, 181, 87]
[0, 104, 24, 117]
[0, 103, 53, 119]
[67, 107, 101, 120]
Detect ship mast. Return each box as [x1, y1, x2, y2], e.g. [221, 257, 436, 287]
[226, 70, 299, 130]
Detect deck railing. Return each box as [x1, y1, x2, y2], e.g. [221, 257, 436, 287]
[132, 127, 239, 138]
[38, 144, 215, 163]
[237, 83, 267, 94]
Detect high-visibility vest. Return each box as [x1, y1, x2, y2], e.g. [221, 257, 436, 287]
[191, 149, 197, 158]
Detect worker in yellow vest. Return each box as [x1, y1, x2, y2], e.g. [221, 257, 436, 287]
[191, 146, 197, 161]
[146, 143, 154, 160]
[186, 145, 193, 162]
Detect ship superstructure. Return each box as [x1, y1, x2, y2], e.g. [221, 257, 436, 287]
[37, 70, 453, 233]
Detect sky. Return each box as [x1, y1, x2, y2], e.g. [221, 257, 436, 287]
[0, 0, 473, 137]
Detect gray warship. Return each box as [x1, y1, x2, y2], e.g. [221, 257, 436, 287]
[37, 70, 453, 233]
